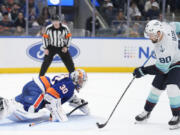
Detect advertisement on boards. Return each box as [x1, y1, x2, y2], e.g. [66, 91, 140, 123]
[0, 37, 156, 72]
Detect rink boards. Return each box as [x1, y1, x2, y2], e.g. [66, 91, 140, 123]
[0, 37, 156, 73]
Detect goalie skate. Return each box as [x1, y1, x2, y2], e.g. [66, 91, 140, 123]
[0, 97, 4, 111]
[134, 111, 150, 124]
[0, 97, 9, 119]
[169, 116, 180, 130]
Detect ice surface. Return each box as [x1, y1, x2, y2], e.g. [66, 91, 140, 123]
[0, 73, 179, 135]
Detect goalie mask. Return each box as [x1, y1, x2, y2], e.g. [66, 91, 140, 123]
[70, 69, 87, 92]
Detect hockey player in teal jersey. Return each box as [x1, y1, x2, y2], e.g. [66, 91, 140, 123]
[170, 22, 180, 35]
[133, 20, 180, 130]
[0, 69, 89, 122]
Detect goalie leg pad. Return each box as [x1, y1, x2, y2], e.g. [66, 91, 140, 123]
[44, 94, 68, 122]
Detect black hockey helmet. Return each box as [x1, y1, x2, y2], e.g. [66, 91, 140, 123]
[51, 15, 60, 21]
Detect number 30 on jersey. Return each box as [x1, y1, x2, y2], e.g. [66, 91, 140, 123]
[59, 84, 68, 94]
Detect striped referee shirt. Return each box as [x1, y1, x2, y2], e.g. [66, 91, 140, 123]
[42, 23, 72, 48]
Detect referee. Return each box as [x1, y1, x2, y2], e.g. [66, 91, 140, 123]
[39, 15, 75, 76]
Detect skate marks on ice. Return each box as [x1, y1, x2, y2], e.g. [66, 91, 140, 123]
[135, 121, 180, 130]
[134, 120, 180, 131]
[0, 115, 50, 128]
[169, 124, 180, 130]
[0, 114, 104, 131]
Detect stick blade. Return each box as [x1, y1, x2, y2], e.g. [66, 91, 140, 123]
[96, 122, 106, 129]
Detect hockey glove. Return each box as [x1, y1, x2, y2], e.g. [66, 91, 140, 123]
[133, 67, 146, 78]
[69, 95, 90, 115]
[44, 94, 68, 122]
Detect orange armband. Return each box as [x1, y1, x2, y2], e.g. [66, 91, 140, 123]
[43, 34, 49, 39]
[65, 33, 72, 39]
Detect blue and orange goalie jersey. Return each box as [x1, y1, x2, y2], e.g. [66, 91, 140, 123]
[15, 75, 76, 113]
[46, 76, 76, 104]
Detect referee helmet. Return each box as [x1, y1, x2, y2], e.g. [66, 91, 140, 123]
[51, 15, 60, 21]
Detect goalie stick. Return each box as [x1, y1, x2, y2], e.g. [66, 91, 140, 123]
[96, 53, 153, 129]
[29, 102, 88, 127]
[29, 114, 52, 127]
[67, 102, 88, 116]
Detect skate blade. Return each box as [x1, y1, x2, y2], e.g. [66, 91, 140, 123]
[0, 99, 4, 111]
[169, 125, 180, 130]
[134, 119, 148, 124]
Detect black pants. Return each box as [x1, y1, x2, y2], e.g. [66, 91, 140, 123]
[152, 68, 180, 90]
[39, 46, 75, 76]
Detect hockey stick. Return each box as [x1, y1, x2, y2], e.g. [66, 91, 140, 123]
[96, 54, 153, 129]
[29, 102, 88, 127]
[67, 102, 88, 116]
[29, 114, 52, 127]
